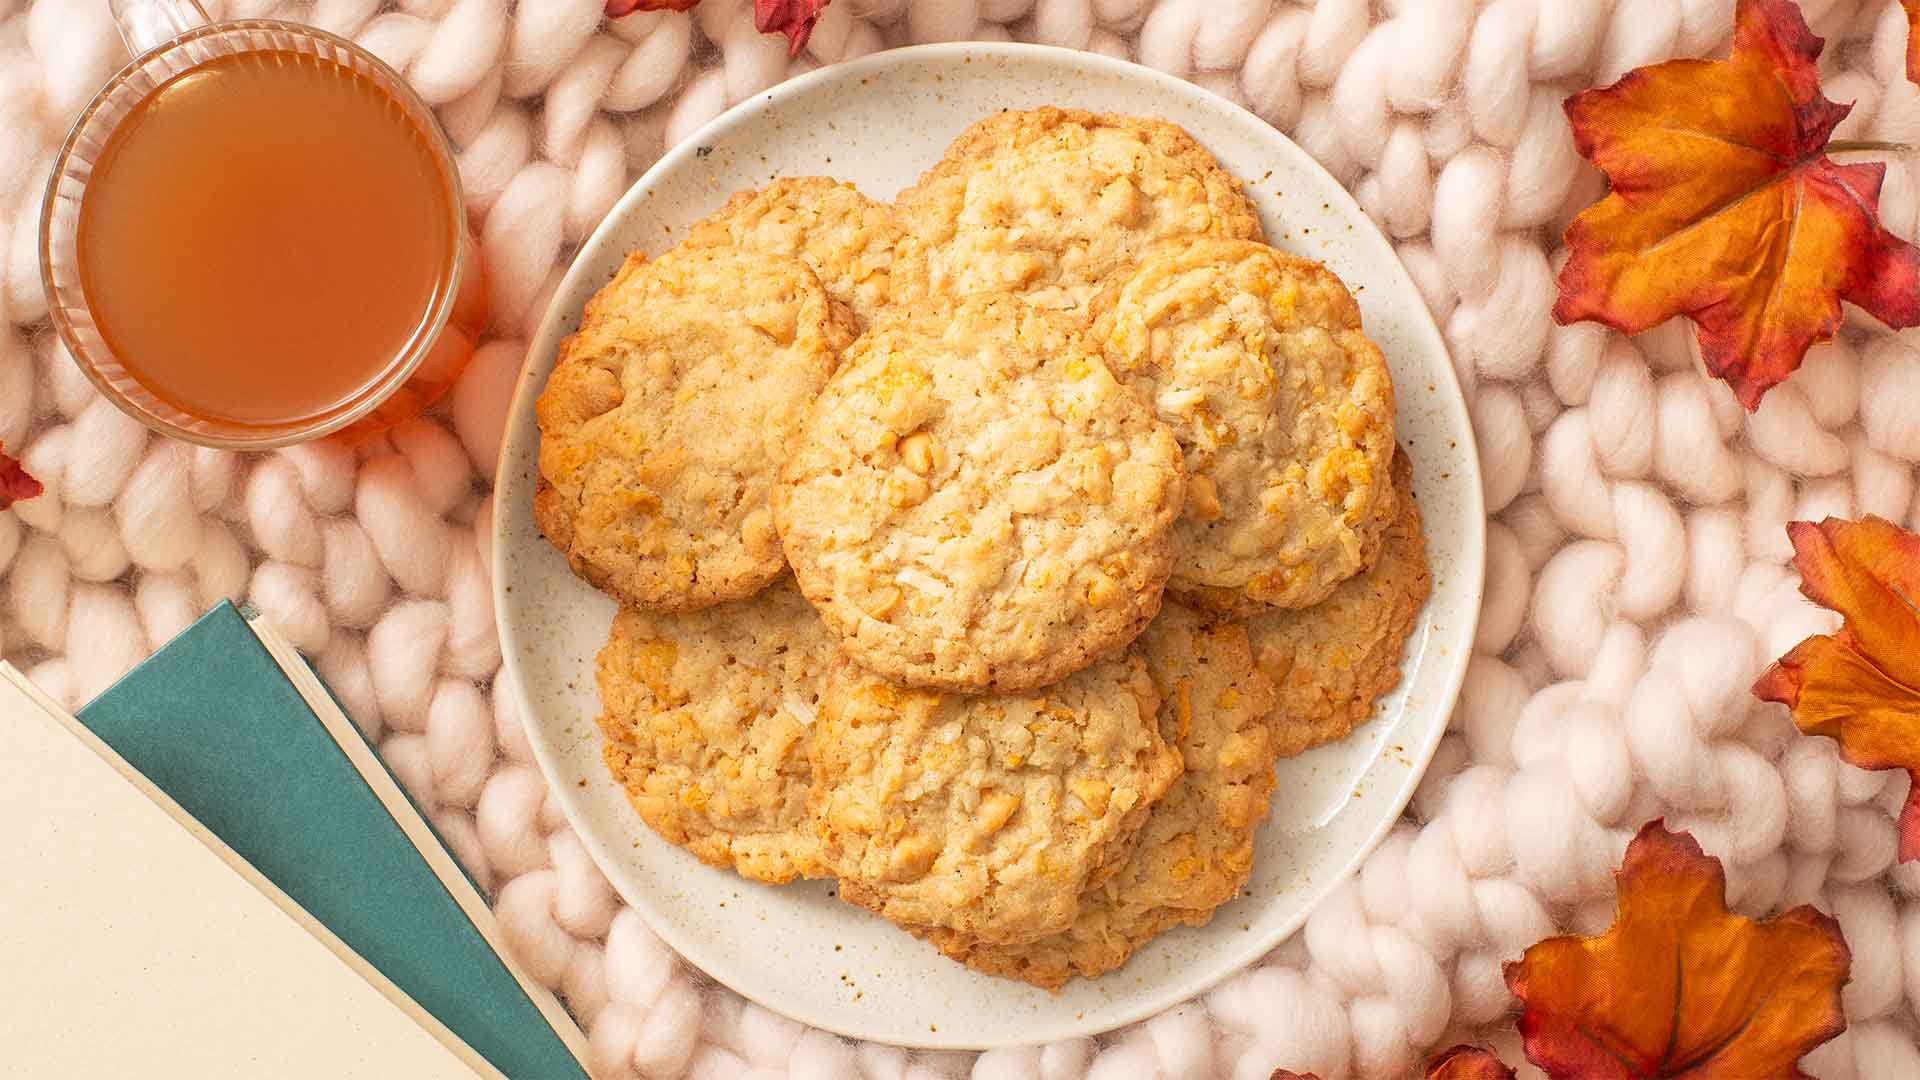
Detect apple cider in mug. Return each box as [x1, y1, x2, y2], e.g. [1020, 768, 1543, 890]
[43, 3, 487, 448]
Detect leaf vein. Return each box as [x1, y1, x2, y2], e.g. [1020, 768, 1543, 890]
[1746, 174, 1806, 361]
[1648, 124, 1788, 164]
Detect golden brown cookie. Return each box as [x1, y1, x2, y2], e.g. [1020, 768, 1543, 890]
[683, 176, 897, 327]
[916, 605, 1280, 987]
[891, 108, 1262, 314]
[772, 294, 1185, 692]
[535, 246, 854, 611]
[595, 579, 835, 883]
[1248, 451, 1430, 757]
[1090, 237, 1398, 614]
[809, 653, 1183, 944]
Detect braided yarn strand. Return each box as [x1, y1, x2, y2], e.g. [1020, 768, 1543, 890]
[6, 0, 1920, 1076]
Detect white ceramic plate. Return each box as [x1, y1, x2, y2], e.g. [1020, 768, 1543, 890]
[494, 43, 1485, 1051]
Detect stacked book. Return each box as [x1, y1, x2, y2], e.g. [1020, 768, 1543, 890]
[0, 602, 590, 1078]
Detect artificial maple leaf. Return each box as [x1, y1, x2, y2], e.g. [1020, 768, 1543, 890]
[604, 0, 699, 15]
[1755, 515, 1920, 860]
[0, 442, 40, 510]
[1553, 0, 1920, 410]
[1505, 821, 1849, 1079]
[1425, 1045, 1515, 1080]
[755, 0, 830, 56]
[1905, 1, 1920, 85]
[604, 0, 830, 55]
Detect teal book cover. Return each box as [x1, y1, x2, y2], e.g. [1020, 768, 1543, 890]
[77, 601, 588, 1080]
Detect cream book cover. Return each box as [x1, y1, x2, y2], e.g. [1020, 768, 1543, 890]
[0, 664, 499, 1079]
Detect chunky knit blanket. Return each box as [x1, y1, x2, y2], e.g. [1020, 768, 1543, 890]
[7, 0, 1920, 1076]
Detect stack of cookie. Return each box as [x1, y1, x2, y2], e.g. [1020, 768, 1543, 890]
[534, 108, 1432, 988]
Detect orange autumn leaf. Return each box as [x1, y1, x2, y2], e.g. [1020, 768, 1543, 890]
[1905, 1, 1920, 85]
[0, 442, 40, 510]
[1425, 1045, 1515, 1080]
[1553, 0, 1920, 410]
[1504, 821, 1849, 1079]
[1755, 515, 1920, 860]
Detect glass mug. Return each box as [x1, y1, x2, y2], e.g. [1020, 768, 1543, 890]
[40, 0, 487, 450]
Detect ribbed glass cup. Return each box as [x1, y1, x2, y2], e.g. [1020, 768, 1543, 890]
[40, 19, 484, 449]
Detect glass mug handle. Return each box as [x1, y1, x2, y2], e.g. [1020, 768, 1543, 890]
[109, 0, 213, 57]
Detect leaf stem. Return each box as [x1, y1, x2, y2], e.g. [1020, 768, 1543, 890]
[1827, 140, 1915, 154]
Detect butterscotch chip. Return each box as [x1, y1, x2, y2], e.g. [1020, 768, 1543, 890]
[772, 294, 1185, 692]
[915, 605, 1280, 988]
[535, 246, 854, 611]
[595, 580, 833, 883]
[809, 654, 1183, 945]
[891, 108, 1262, 314]
[1090, 237, 1397, 614]
[1249, 451, 1429, 756]
[683, 176, 897, 327]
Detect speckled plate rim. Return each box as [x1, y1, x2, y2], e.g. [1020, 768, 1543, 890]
[494, 41, 1485, 1051]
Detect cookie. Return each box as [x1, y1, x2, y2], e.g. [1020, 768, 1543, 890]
[595, 579, 835, 883]
[1090, 237, 1398, 614]
[683, 176, 897, 327]
[535, 245, 855, 611]
[918, 605, 1280, 987]
[1248, 451, 1430, 757]
[772, 294, 1185, 692]
[891, 108, 1262, 314]
[809, 653, 1183, 944]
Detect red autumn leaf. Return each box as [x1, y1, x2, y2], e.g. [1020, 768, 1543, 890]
[756, 0, 830, 55]
[0, 442, 40, 510]
[604, 0, 699, 15]
[1505, 821, 1849, 1079]
[1755, 515, 1920, 860]
[604, 0, 830, 55]
[1426, 1045, 1516, 1080]
[1553, 0, 1920, 410]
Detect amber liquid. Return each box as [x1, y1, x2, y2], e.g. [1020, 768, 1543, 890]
[76, 48, 482, 432]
